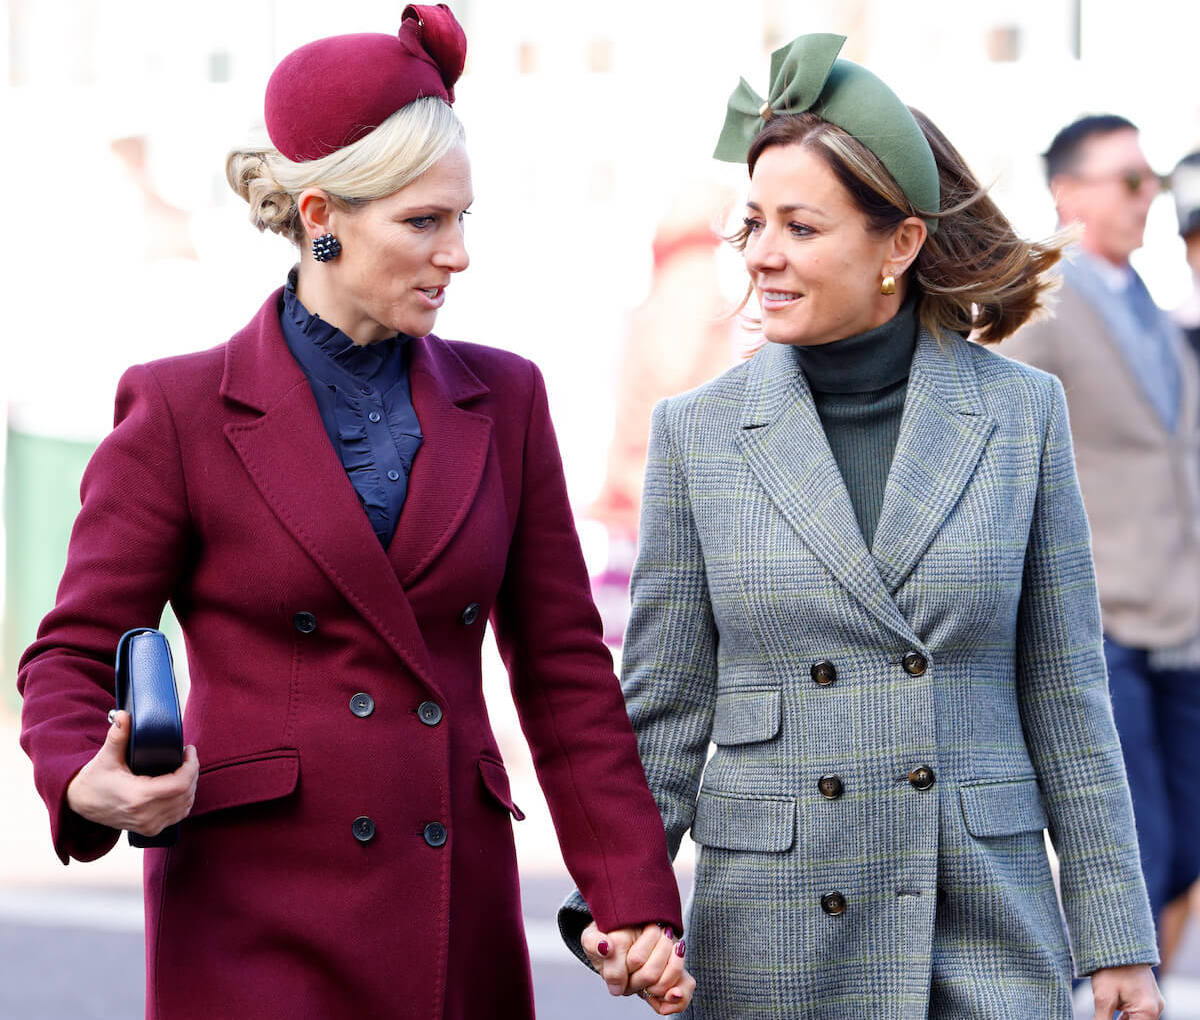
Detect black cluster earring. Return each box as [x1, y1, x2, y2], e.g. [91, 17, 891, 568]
[312, 232, 342, 262]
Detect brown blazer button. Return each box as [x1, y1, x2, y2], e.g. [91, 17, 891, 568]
[352, 816, 376, 843]
[811, 660, 837, 686]
[460, 603, 481, 626]
[417, 701, 443, 726]
[902, 651, 928, 676]
[349, 693, 375, 718]
[908, 766, 936, 791]
[817, 774, 844, 799]
[821, 892, 847, 915]
[423, 822, 448, 847]
[293, 611, 317, 634]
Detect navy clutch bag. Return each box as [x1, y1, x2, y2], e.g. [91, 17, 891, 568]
[115, 628, 184, 848]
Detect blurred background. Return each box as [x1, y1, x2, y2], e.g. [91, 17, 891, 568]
[2, 0, 1198, 1015]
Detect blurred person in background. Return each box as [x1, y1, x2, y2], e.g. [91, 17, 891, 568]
[561, 34, 1161, 1018]
[1172, 150, 1200, 355]
[1004, 117, 1200, 965]
[16, 7, 693, 1018]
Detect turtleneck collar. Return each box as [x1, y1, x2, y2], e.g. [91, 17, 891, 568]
[282, 269, 408, 382]
[790, 293, 918, 395]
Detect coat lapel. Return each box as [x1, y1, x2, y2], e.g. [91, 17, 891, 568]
[219, 290, 442, 697]
[736, 341, 914, 644]
[871, 331, 996, 593]
[386, 337, 492, 588]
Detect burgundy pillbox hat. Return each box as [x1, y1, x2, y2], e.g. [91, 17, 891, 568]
[265, 3, 466, 163]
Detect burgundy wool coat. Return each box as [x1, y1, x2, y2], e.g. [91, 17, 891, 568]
[18, 288, 683, 1020]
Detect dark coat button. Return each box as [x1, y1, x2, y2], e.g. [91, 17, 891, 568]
[460, 603, 481, 626]
[423, 822, 448, 847]
[908, 765, 936, 791]
[418, 701, 443, 726]
[293, 611, 317, 634]
[902, 651, 928, 676]
[811, 660, 837, 686]
[821, 892, 847, 916]
[352, 816, 376, 843]
[817, 774, 844, 800]
[350, 693, 375, 718]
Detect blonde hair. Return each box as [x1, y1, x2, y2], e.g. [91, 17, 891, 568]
[731, 110, 1066, 344]
[226, 97, 464, 246]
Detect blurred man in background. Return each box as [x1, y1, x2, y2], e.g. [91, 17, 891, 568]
[1003, 116, 1200, 944]
[1173, 150, 1200, 356]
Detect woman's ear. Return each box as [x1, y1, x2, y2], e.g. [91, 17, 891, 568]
[888, 216, 928, 276]
[296, 189, 335, 242]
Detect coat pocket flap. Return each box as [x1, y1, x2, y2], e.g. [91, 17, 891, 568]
[711, 688, 781, 746]
[959, 778, 1047, 837]
[478, 758, 525, 821]
[691, 789, 795, 852]
[191, 748, 300, 818]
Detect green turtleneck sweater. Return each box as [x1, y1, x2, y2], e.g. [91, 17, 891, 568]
[792, 297, 918, 549]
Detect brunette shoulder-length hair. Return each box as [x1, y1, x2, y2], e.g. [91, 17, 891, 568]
[731, 110, 1065, 344]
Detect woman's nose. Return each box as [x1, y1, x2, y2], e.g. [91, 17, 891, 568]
[435, 227, 470, 273]
[745, 234, 786, 274]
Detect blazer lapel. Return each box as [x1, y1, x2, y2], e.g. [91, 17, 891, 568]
[220, 290, 442, 697]
[736, 342, 915, 644]
[871, 331, 996, 593]
[386, 337, 492, 588]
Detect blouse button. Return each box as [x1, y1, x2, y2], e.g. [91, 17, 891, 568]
[387, 470, 401, 482]
[368, 411, 382, 423]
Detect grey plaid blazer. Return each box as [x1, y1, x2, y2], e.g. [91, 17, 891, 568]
[564, 330, 1157, 1018]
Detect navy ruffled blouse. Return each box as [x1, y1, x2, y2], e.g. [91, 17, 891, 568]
[279, 277, 423, 547]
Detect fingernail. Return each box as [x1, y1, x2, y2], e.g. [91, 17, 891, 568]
[668, 990, 683, 1001]
[597, 940, 609, 957]
[665, 926, 674, 939]
[675, 940, 686, 958]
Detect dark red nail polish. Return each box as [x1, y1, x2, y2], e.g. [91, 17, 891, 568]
[675, 940, 686, 957]
[598, 940, 609, 957]
[665, 926, 674, 939]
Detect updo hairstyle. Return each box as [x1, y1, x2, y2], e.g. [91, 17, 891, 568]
[732, 110, 1065, 344]
[226, 96, 464, 247]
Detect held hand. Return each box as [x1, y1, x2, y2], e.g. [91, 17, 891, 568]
[65, 711, 198, 836]
[1091, 964, 1164, 1020]
[582, 921, 695, 1014]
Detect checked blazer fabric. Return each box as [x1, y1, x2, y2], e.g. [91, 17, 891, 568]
[568, 330, 1157, 1018]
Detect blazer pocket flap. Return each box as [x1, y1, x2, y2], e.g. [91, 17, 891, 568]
[192, 748, 300, 818]
[959, 778, 1047, 837]
[711, 688, 781, 746]
[691, 789, 795, 852]
[478, 758, 525, 821]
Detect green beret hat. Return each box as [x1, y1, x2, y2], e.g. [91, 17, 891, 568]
[714, 33, 940, 232]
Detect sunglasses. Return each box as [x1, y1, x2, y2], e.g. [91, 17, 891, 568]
[1075, 168, 1170, 194]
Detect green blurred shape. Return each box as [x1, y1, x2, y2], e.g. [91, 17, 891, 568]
[4, 426, 187, 714]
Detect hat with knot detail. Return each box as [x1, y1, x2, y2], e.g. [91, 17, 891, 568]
[714, 33, 940, 232]
[265, 3, 467, 164]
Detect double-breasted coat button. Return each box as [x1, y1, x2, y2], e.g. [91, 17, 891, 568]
[902, 651, 928, 676]
[423, 822, 448, 847]
[908, 765, 936, 790]
[418, 701, 443, 726]
[811, 660, 837, 686]
[821, 892, 847, 916]
[460, 603, 481, 626]
[352, 816, 376, 843]
[349, 693, 375, 718]
[293, 611, 317, 634]
[817, 774, 844, 800]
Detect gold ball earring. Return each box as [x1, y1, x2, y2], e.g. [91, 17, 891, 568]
[880, 274, 897, 296]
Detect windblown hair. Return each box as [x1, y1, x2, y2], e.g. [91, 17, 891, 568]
[226, 97, 464, 246]
[730, 110, 1066, 344]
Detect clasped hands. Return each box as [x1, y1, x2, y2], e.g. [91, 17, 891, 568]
[581, 920, 695, 1014]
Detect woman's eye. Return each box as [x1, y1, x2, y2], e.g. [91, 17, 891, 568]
[788, 222, 814, 237]
[406, 216, 436, 229]
[742, 217, 763, 233]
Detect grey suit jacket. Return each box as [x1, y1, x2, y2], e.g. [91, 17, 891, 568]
[1002, 262, 1200, 647]
[564, 330, 1156, 1018]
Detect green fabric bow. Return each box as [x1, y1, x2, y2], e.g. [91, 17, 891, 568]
[714, 33, 940, 232]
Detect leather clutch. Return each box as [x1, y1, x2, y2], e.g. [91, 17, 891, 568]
[115, 627, 185, 847]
